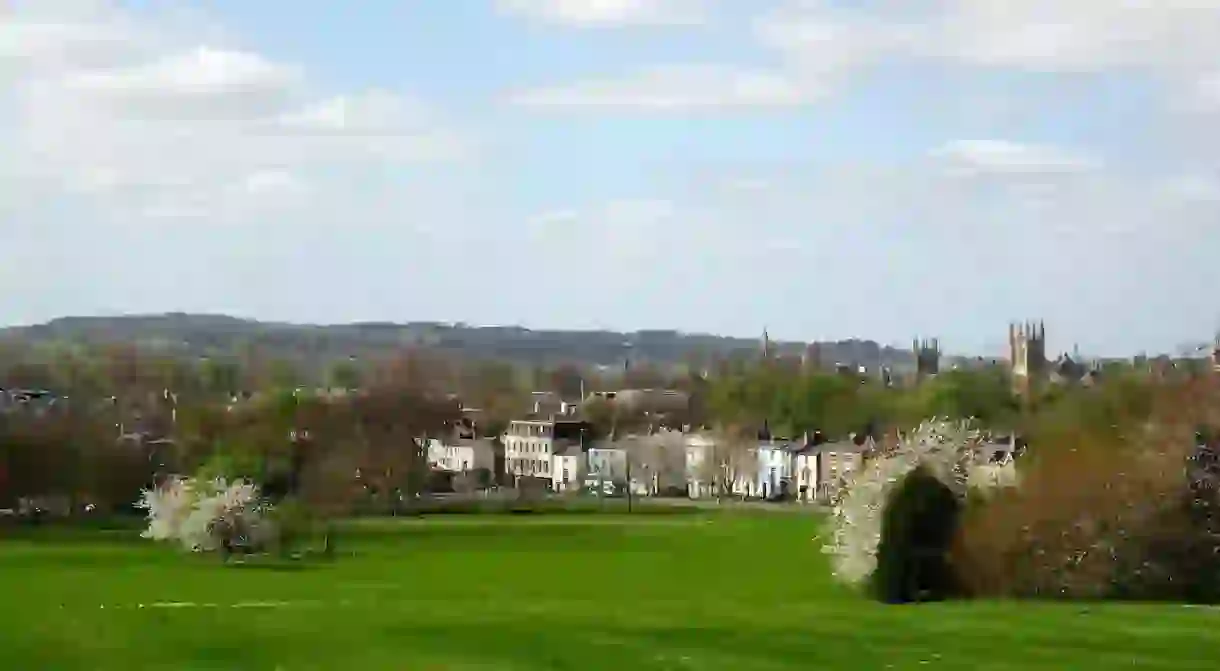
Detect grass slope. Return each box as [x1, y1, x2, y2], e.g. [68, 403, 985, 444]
[1, 514, 1218, 670]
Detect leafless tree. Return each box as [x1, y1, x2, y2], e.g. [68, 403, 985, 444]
[622, 430, 687, 495]
[710, 425, 757, 501]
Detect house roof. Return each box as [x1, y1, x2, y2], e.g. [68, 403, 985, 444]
[794, 436, 872, 455]
[554, 443, 586, 457]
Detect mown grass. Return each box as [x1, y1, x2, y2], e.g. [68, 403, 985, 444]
[1, 513, 1218, 670]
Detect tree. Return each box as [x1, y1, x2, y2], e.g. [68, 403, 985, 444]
[546, 363, 587, 399]
[623, 430, 687, 495]
[349, 373, 462, 513]
[262, 359, 305, 391]
[621, 363, 669, 390]
[460, 360, 528, 436]
[872, 467, 964, 603]
[327, 360, 363, 391]
[709, 425, 758, 500]
[198, 358, 243, 396]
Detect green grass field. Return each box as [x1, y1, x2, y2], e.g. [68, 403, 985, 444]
[2, 513, 1218, 670]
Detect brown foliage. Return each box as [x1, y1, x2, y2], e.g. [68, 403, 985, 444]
[951, 376, 1220, 600]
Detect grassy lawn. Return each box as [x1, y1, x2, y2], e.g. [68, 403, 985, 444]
[1, 513, 1218, 670]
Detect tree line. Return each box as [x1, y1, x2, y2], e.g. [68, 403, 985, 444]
[0, 339, 1192, 519]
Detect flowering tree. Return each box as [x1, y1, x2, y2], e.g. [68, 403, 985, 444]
[136, 476, 275, 554]
[822, 419, 1017, 587]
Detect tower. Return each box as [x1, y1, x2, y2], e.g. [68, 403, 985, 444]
[760, 327, 771, 361]
[801, 342, 822, 371]
[913, 337, 940, 380]
[1009, 320, 1047, 395]
[1211, 332, 1220, 375]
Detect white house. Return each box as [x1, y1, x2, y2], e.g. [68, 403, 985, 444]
[793, 436, 872, 502]
[680, 434, 798, 499]
[684, 433, 717, 498]
[551, 444, 585, 492]
[502, 419, 591, 485]
[582, 443, 628, 494]
[751, 441, 798, 499]
[426, 438, 494, 474]
[503, 420, 554, 482]
[615, 430, 686, 495]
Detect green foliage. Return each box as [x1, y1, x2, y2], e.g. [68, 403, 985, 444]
[705, 366, 1021, 438]
[194, 445, 265, 483]
[198, 358, 243, 394]
[1024, 370, 1158, 450]
[327, 361, 363, 390]
[913, 369, 1019, 427]
[871, 467, 963, 604]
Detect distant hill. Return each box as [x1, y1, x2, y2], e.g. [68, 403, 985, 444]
[0, 313, 918, 373]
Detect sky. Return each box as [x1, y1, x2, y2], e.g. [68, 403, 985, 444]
[2, 0, 1220, 358]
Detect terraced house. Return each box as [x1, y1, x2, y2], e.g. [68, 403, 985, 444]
[501, 419, 591, 486]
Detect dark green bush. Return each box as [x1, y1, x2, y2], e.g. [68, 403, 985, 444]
[872, 467, 963, 604]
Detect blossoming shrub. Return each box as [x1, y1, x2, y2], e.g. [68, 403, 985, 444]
[831, 378, 1220, 604]
[823, 419, 1008, 592]
[136, 475, 276, 554]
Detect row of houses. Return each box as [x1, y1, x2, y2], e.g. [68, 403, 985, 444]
[425, 419, 889, 502]
[428, 415, 1026, 503]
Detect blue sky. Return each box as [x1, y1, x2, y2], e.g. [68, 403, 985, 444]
[3, 0, 1220, 357]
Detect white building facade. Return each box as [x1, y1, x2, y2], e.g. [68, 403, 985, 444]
[793, 438, 870, 502]
[426, 438, 494, 473]
[502, 420, 555, 481]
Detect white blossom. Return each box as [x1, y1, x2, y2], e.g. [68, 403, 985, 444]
[822, 419, 1019, 585]
[136, 476, 272, 553]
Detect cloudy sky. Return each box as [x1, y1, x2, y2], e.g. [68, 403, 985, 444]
[3, 0, 1219, 357]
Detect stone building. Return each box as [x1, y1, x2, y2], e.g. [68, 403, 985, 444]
[913, 337, 940, 380]
[1009, 321, 1047, 397]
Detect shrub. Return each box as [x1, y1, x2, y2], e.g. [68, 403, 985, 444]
[950, 438, 1173, 599]
[136, 475, 276, 554]
[871, 467, 963, 603]
[951, 376, 1220, 602]
[822, 419, 1011, 589]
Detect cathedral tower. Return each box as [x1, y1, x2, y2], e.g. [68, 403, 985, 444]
[1009, 320, 1047, 396]
[913, 337, 940, 380]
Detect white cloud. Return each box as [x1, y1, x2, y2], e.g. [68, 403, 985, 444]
[240, 170, 305, 197]
[1, 4, 470, 226]
[508, 65, 812, 111]
[636, 144, 1220, 352]
[495, 0, 706, 27]
[1187, 71, 1220, 111]
[54, 47, 302, 120]
[754, 4, 912, 76]
[752, 0, 1220, 107]
[274, 89, 453, 139]
[504, 1, 1220, 117]
[1162, 174, 1220, 202]
[930, 140, 1101, 176]
[930, 1, 1220, 73]
[757, 1, 1220, 73]
[0, 20, 140, 76]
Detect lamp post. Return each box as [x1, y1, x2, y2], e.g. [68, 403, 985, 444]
[625, 457, 632, 513]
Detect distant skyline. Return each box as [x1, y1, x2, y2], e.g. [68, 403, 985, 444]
[3, 1, 1219, 358]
